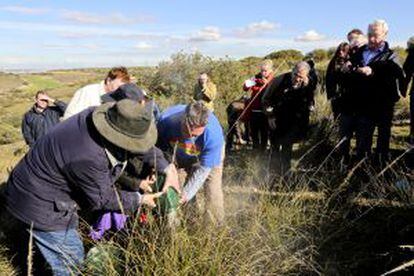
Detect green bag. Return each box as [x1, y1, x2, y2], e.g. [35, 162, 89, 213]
[152, 174, 180, 215]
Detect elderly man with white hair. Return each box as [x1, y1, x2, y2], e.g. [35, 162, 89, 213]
[262, 61, 317, 174]
[349, 19, 405, 163]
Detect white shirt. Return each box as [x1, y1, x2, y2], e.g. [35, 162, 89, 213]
[63, 82, 106, 120]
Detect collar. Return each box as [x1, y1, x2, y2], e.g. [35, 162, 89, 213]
[104, 148, 127, 169]
[99, 81, 107, 95]
[32, 105, 46, 114]
[366, 41, 386, 53]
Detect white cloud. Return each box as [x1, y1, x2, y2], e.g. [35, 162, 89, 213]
[295, 30, 326, 42]
[189, 26, 221, 42]
[61, 10, 154, 25]
[134, 42, 153, 50]
[234, 20, 280, 38]
[0, 5, 49, 15]
[43, 43, 101, 50]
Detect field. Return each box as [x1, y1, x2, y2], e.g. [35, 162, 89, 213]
[0, 51, 414, 275]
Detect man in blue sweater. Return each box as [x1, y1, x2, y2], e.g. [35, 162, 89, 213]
[5, 99, 169, 275]
[157, 101, 225, 223]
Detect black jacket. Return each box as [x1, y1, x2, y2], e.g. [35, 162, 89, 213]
[6, 108, 142, 231]
[262, 72, 317, 140]
[349, 42, 405, 115]
[325, 57, 352, 112]
[21, 101, 67, 147]
[403, 50, 414, 96]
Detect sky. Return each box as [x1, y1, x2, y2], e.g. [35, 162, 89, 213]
[0, 0, 412, 71]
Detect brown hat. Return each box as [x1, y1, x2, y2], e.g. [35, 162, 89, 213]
[92, 99, 157, 153]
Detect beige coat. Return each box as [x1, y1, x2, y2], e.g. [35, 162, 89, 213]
[193, 81, 217, 111]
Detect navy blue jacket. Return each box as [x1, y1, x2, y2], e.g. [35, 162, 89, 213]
[349, 42, 405, 115]
[22, 101, 67, 147]
[6, 108, 142, 231]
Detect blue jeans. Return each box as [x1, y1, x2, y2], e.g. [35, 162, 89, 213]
[32, 228, 84, 275]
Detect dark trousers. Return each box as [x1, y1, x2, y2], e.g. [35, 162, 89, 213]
[250, 111, 269, 151]
[375, 107, 394, 158]
[226, 118, 243, 150]
[355, 115, 375, 159]
[338, 113, 356, 162]
[269, 132, 293, 174]
[355, 106, 394, 160]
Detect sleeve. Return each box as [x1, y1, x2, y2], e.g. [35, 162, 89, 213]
[325, 59, 337, 100]
[201, 82, 217, 102]
[199, 128, 223, 168]
[156, 120, 171, 153]
[183, 165, 212, 201]
[63, 88, 86, 120]
[54, 100, 67, 116]
[141, 146, 170, 173]
[243, 82, 250, 92]
[21, 113, 35, 147]
[68, 160, 141, 213]
[193, 84, 200, 100]
[307, 69, 318, 106]
[371, 53, 405, 96]
[261, 74, 284, 116]
[403, 54, 414, 95]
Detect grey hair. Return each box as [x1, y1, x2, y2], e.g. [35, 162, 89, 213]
[184, 101, 209, 128]
[368, 19, 389, 35]
[293, 61, 310, 75]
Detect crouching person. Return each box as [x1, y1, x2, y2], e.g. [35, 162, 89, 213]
[4, 99, 164, 275]
[157, 101, 225, 224]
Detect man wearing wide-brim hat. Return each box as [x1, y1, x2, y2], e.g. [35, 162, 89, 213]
[4, 99, 171, 275]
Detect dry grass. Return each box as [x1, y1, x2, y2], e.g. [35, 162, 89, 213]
[0, 62, 414, 275]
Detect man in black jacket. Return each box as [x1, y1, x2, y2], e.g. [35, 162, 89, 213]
[21, 90, 67, 147]
[262, 61, 317, 174]
[350, 20, 405, 161]
[404, 36, 414, 142]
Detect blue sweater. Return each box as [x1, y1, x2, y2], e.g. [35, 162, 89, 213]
[6, 108, 141, 231]
[156, 105, 224, 200]
[157, 105, 224, 168]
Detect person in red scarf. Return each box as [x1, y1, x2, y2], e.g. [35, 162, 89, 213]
[243, 59, 274, 152]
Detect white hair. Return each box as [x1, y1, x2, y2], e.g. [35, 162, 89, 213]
[368, 19, 389, 36]
[293, 61, 310, 74]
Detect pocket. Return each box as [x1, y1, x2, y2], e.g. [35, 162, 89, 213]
[54, 200, 77, 217]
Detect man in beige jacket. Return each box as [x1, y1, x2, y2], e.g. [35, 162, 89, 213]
[193, 73, 217, 111]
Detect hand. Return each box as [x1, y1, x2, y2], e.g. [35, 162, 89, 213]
[38, 94, 55, 104]
[179, 193, 188, 205]
[139, 175, 156, 193]
[268, 117, 277, 130]
[357, 66, 372, 76]
[302, 75, 309, 87]
[309, 105, 315, 112]
[163, 164, 181, 194]
[141, 192, 163, 208]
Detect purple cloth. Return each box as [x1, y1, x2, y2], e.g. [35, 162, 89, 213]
[89, 212, 128, 241]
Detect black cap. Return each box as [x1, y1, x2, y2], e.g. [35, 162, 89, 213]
[101, 83, 145, 103]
